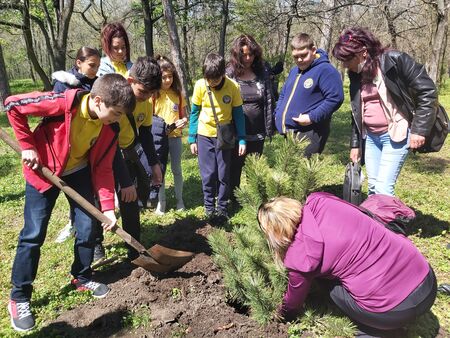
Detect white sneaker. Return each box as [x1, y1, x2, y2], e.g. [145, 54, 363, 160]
[155, 201, 166, 215]
[55, 222, 75, 243]
[176, 200, 185, 211]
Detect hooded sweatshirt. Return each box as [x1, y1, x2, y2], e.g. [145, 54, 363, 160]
[52, 67, 97, 93]
[274, 49, 344, 134]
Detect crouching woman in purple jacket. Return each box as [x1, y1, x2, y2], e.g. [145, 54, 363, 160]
[257, 192, 436, 336]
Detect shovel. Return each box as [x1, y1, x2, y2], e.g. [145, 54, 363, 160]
[0, 127, 194, 273]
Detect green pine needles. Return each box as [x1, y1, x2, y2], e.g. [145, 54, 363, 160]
[208, 135, 324, 324]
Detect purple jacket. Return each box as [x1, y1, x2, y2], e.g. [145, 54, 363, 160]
[281, 192, 429, 319]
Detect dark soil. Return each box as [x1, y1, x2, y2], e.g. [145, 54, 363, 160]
[38, 218, 289, 337]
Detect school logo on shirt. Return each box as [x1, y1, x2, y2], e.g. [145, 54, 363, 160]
[137, 113, 145, 123]
[304, 78, 314, 89]
[172, 104, 179, 112]
[90, 137, 97, 147]
[223, 95, 231, 104]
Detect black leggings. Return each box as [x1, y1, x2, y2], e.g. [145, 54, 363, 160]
[330, 268, 437, 335]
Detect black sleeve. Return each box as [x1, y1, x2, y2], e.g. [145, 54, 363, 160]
[112, 145, 133, 188]
[139, 125, 159, 166]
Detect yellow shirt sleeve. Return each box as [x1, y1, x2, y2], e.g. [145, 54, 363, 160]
[192, 79, 205, 107]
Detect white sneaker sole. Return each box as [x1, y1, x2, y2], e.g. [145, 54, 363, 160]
[8, 303, 34, 332]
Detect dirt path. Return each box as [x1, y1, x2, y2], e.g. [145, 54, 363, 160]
[39, 219, 288, 337]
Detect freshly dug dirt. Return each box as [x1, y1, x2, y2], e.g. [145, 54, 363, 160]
[40, 219, 288, 337]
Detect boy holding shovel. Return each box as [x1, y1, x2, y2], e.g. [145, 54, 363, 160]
[5, 74, 136, 332]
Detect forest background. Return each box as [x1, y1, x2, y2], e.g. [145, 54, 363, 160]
[0, 0, 449, 105]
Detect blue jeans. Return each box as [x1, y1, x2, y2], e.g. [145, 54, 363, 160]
[11, 167, 96, 301]
[365, 131, 409, 196]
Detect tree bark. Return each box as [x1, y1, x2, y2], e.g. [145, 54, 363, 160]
[426, 0, 449, 88]
[318, 0, 337, 53]
[22, 0, 52, 90]
[142, 0, 155, 56]
[219, 0, 229, 57]
[162, 0, 191, 108]
[0, 43, 11, 109]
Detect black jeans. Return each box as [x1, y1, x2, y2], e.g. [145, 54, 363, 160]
[290, 121, 331, 158]
[330, 268, 437, 336]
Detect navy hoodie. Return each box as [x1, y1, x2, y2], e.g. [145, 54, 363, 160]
[52, 67, 97, 93]
[274, 49, 344, 134]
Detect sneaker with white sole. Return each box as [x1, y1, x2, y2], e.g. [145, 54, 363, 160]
[71, 279, 110, 298]
[155, 201, 166, 215]
[55, 221, 75, 243]
[176, 200, 185, 211]
[8, 300, 35, 332]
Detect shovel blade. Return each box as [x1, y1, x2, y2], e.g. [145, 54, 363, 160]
[132, 255, 175, 273]
[148, 244, 194, 267]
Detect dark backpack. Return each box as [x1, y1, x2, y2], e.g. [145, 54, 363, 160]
[343, 162, 363, 205]
[359, 194, 415, 236]
[417, 104, 449, 153]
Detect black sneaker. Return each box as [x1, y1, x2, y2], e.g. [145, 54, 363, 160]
[8, 300, 35, 332]
[205, 209, 216, 221]
[215, 209, 229, 224]
[71, 279, 110, 298]
[93, 243, 106, 263]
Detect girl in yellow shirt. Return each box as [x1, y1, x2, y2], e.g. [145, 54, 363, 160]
[153, 56, 188, 213]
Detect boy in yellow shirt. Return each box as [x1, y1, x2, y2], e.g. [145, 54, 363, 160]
[188, 52, 246, 222]
[5, 74, 135, 332]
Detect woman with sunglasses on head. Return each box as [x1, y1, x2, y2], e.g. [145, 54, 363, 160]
[258, 192, 437, 336]
[226, 34, 276, 203]
[332, 27, 438, 196]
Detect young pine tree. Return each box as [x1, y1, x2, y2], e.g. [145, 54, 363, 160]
[209, 135, 324, 324]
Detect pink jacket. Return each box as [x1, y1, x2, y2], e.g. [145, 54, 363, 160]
[5, 89, 117, 211]
[281, 192, 429, 320]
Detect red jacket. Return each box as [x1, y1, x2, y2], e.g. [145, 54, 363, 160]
[5, 89, 117, 211]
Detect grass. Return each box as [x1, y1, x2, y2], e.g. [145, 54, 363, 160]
[0, 78, 449, 337]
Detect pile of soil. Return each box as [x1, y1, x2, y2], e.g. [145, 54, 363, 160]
[41, 218, 288, 337]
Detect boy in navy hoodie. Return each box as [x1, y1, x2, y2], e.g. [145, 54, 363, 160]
[274, 33, 344, 157]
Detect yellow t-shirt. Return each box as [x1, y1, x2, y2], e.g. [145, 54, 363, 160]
[112, 61, 129, 78]
[154, 89, 186, 138]
[191, 77, 242, 137]
[118, 99, 153, 148]
[64, 94, 103, 174]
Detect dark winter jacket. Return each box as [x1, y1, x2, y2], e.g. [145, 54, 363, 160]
[274, 49, 344, 134]
[151, 115, 169, 173]
[52, 67, 97, 93]
[226, 63, 276, 139]
[349, 51, 438, 148]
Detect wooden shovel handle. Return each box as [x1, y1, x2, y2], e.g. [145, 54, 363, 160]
[0, 127, 147, 254]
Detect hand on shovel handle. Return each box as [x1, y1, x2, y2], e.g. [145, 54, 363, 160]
[102, 210, 117, 232]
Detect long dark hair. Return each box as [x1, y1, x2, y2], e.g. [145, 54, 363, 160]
[154, 54, 183, 96]
[332, 27, 387, 83]
[74, 46, 101, 68]
[228, 34, 264, 78]
[100, 22, 131, 62]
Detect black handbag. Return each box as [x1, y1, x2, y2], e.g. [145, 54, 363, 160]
[206, 85, 236, 150]
[417, 104, 449, 153]
[343, 161, 362, 205]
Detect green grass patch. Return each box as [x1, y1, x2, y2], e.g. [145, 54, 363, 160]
[0, 81, 448, 337]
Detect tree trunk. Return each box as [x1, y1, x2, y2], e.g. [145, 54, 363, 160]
[318, 0, 337, 52]
[142, 0, 154, 56]
[182, 0, 192, 89]
[219, 0, 229, 57]
[427, 0, 449, 88]
[162, 0, 191, 108]
[0, 43, 11, 109]
[383, 0, 398, 49]
[22, 0, 52, 90]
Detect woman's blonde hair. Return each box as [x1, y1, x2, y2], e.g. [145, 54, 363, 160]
[257, 197, 303, 268]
